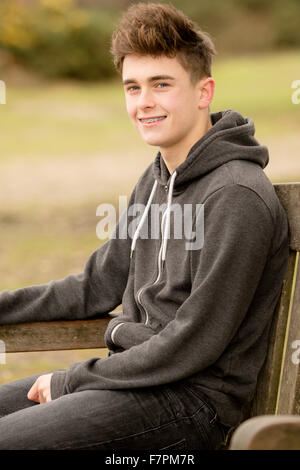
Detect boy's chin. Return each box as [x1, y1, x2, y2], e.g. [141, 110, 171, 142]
[139, 136, 166, 147]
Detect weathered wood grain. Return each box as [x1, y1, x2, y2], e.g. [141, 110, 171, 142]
[276, 253, 300, 415]
[274, 183, 300, 251]
[0, 318, 111, 352]
[250, 250, 297, 416]
[229, 415, 300, 450]
[250, 184, 300, 414]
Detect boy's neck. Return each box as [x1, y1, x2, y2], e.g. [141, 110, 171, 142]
[160, 115, 212, 175]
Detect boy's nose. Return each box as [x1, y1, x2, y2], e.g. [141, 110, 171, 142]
[138, 89, 155, 109]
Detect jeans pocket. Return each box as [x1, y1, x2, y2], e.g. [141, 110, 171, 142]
[159, 438, 187, 451]
[182, 384, 217, 419]
[181, 384, 227, 450]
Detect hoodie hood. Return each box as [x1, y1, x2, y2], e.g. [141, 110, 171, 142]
[153, 109, 269, 189]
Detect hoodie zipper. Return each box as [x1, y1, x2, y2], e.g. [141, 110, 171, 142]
[136, 184, 169, 325]
[136, 241, 164, 325]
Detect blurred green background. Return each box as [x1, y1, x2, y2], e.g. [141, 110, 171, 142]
[0, 0, 299, 384]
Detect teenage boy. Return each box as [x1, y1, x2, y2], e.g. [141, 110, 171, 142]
[0, 3, 289, 450]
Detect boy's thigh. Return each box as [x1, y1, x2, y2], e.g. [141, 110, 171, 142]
[0, 383, 214, 450]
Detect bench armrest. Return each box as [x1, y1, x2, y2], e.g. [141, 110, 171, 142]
[229, 415, 300, 450]
[0, 318, 111, 352]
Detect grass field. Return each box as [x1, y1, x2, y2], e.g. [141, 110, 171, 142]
[0, 49, 299, 384]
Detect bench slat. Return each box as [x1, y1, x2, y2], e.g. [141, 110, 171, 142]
[250, 250, 297, 416]
[229, 415, 300, 450]
[276, 252, 300, 415]
[274, 183, 300, 252]
[0, 318, 110, 352]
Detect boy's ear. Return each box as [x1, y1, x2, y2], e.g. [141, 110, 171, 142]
[197, 77, 215, 109]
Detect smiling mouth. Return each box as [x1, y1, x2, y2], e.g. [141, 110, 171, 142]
[139, 116, 167, 123]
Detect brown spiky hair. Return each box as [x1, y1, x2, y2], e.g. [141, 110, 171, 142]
[110, 2, 217, 84]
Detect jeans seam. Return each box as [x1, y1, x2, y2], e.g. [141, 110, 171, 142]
[162, 388, 182, 418]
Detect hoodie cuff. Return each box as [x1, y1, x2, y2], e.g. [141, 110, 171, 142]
[111, 322, 125, 344]
[110, 321, 157, 350]
[50, 370, 68, 400]
[104, 317, 126, 350]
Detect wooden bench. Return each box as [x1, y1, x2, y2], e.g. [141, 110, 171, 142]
[229, 414, 300, 450]
[229, 182, 300, 449]
[0, 182, 300, 449]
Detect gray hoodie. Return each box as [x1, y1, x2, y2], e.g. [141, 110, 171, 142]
[0, 110, 289, 427]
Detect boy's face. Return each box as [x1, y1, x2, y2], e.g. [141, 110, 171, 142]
[122, 54, 212, 158]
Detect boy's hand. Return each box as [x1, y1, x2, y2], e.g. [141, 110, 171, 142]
[27, 373, 53, 403]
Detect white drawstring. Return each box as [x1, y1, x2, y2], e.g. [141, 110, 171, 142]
[130, 170, 177, 263]
[130, 180, 158, 258]
[161, 170, 177, 262]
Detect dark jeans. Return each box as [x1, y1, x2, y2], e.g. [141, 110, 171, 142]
[0, 373, 227, 450]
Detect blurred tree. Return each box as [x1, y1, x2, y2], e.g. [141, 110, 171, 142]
[0, 0, 299, 81]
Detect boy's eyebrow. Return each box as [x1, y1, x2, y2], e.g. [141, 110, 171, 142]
[122, 75, 175, 86]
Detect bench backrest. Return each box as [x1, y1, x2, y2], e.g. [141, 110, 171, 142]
[251, 182, 300, 416]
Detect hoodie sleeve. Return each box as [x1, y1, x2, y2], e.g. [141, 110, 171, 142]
[0, 189, 136, 326]
[50, 184, 277, 397]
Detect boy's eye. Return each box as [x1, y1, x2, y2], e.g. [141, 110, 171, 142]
[127, 86, 139, 92]
[126, 83, 169, 92]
